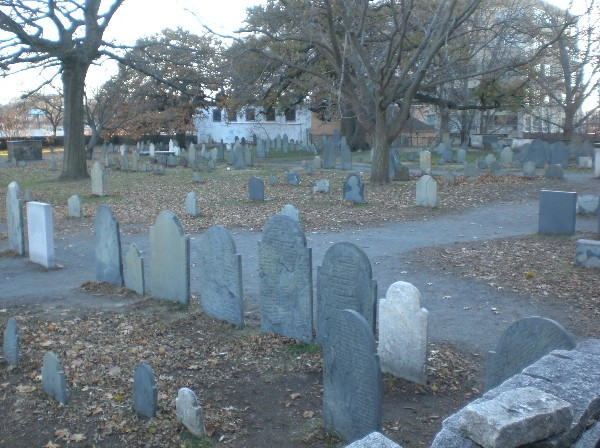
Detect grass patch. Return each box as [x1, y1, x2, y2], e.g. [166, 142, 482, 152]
[287, 342, 321, 354]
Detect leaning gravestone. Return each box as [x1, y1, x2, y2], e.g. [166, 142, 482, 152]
[185, 191, 199, 217]
[323, 309, 381, 442]
[317, 242, 377, 345]
[485, 316, 575, 391]
[176, 388, 205, 437]
[91, 161, 104, 196]
[6, 181, 25, 256]
[197, 226, 244, 327]
[27, 202, 55, 268]
[259, 215, 313, 343]
[133, 363, 158, 419]
[3, 317, 19, 365]
[379, 282, 428, 384]
[416, 175, 438, 207]
[419, 150, 431, 175]
[42, 351, 68, 405]
[285, 171, 300, 186]
[124, 244, 145, 295]
[538, 190, 577, 235]
[248, 177, 265, 201]
[343, 173, 365, 203]
[67, 194, 82, 218]
[281, 204, 300, 222]
[150, 211, 190, 303]
[95, 205, 124, 286]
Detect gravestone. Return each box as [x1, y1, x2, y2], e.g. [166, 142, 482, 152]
[576, 194, 599, 215]
[24, 189, 31, 202]
[188, 143, 196, 164]
[538, 190, 577, 235]
[26, 202, 55, 268]
[42, 351, 68, 405]
[389, 150, 400, 180]
[323, 138, 335, 169]
[257, 140, 266, 158]
[185, 191, 199, 217]
[50, 158, 58, 171]
[68, 195, 82, 218]
[440, 173, 456, 186]
[285, 171, 300, 186]
[259, 215, 313, 343]
[6, 181, 25, 256]
[313, 179, 330, 193]
[523, 161, 536, 178]
[131, 152, 140, 171]
[209, 148, 218, 161]
[485, 154, 496, 167]
[268, 175, 278, 186]
[121, 154, 130, 171]
[91, 161, 104, 196]
[153, 164, 165, 175]
[396, 165, 410, 181]
[150, 211, 190, 303]
[575, 239, 600, 268]
[124, 244, 145, 295]
[545, 164, 564, 179]
[248, 177, 265, 201]
[95, 205, 124, 286]
[313, 156, 322, 170]
[500, 147, 513, 163]
[416, 175, 438, 207]
[282, 134, 289, 153]
[529, 139, 549, 167]
[323, 309, 381, 442]
[317, 242, 377, 345]
[341, 141, 352, 170]
[233, 143, 245, 169]
[457, 148, 467, 164]
[193, 172, 202, 183]
[483, 141, 494, 152]
[379, 282, 428, 384]
[217, 141, 224, 161]
[3, 317, 19, 365]
[464, 163, 479, 178]
[419, 150, 431, 175]
[485, 316, 575, 391]
[281, 204, 300, 221]
[176, 388, 205, 437]
[343, 173, 365, 204]
[133, 363, 157, 419]
[550, 142, 569, 168]
[441, 148, 453, 164]
[167, 154, 175, 167]
[243, 147, 252, 166]
[197, 226, 244, 327]
[578, 156, 593, 168]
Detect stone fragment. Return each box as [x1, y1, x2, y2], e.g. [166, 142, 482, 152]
[26, 202, 55, 268]
[6, 181, 25, 256]
[176, 388, 205, 437]
[343, 173, 365, 203]
[185, 191, 199, 217]
[416, 175, 438, 207]
[248, 177, 265, 201]
[133, 363, 157, 419]
[94, 205, 124, 286]
[67, 195, 82, 218]
[91, 161, 104, 196]
[42, 351, 68, 405]
[576, 194, 599, 215]
[575, 239, 600, 268]
[285, 171, 300, 186]
[3, 317, 19, 365]
[538, 190, 577, 235]
[345, 432, 402, 448]
[124, 244, 145, 295]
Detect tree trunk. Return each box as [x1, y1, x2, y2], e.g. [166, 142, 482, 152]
[61, 61, 90, 180]
[370, 107, 390, 184]
[562, 105, 577, 139]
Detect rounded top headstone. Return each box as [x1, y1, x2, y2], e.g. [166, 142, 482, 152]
[384, 281, 423, 312]
[152, 210, 185, 238]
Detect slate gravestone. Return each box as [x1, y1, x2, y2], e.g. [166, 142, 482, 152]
[176, 388, 205, 437]
[132, 152, 140, 171]
[133, 363, 157, 419]
[419, 150, 431, 175]
[197, 226, 244, 327]
[379, 282, 428, 384]
[248, 177, 265, 201]
[464, 163, 479, 177]
[523, 161, 536, 178]
[313, 156, 321, 170]
[121, 154, 130, 171]
[243, 147, 253, 166]
[317, 242, 377, 345]
[323, 139, 335, 169]
[193, 172, 201, 183]
[538, 190, 577, 235]
[217, 142, 224, 161]
[233, 144, 245, 169]
[485, 154, 496, 167]
[27, 202, 55, 268]
[341, 141, 352, 170]
[545, 164, 564, 179]
[485, 316, 575, 391]
[150, 211, 190, 303]
[185, 191, 199, 217]
[441, 148, 453, 164]
[67, 194, 82, 219]
[281, 204, 300, 221]
[259, 215, 313, 343]
[257, 140, 266, 158]
[167, 154, 175, 167]
[3, 317, 19, 365]
[323, 309, 381, 442]
[343, 173, 365, 203]
[188, 143, 196, 165]
[285, 171, 300, 186]
[42, 351, 68, 404]
[91, 161, 104, 196]
[268, 175, 278, 186]
[500, 147, 513, 163]
[457, 148, 467, 164]
[124, 244, 145, 295]
[313, 179, 330, 193]
[95, 205, 124, 286]
[578, 156, 593, 168]
[550, 142, 569, 168]
[530, 139, 549, 167]
[416, 175, 438, 207]
[6, 181, 25, 256]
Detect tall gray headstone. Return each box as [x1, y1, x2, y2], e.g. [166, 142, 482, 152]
[378, 282, 428, 384]
[317, 242, 377, 345]
[3, 317, 19, 365]
[323, 309, 381, 442]
[188, 143, 196, 165]
[94, 205, 124, 286]
[341, 141, 352, 170]
[197, 226, 244, 327]
[416, 175, 438, 207]
[457, 148, 467, 164]
[42, 351, 68, 405]
[133, 363, 157, 419]
[121, 154, 130, 171]
[343, 173, 365, 204]
[248, 177, 265, 201]
[185, 191, 199, 217]
[176, 388, 205, 437]
[485, 316, 575, 391]
[538, 190, 577, 235]
[91, 161, 104, 196]
[26, 202, 55, 268]
[124, 244, 145, 295]
[150, 211, 190, 303]
[6, 181, 25, 256]
[259, 215, 313, 343]
[323, 138, 335, 169]
[67, 194, 82, 218]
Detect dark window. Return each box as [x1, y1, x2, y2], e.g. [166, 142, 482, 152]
[285, 107, 296, 122]
[265, 107, 276, 122]
[246, 108, 256, 121]
[227, 109, 237, 122]
[212, 108, 222, 122]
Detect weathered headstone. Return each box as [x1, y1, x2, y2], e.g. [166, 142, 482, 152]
[464, 163, 479, 178]
[578, 156, 593, 168]
[91, 161, 104, 196]
[441, 148, 453, 164]
[124, 244, 145, 295]
[243, 147, 253, 166]
[259, 215, 313, 343]
[24, 189, 31, 202]
[26, 202, 55, 268]
[416, 175, 438, 207]
[343, 173, 365, 204]
[50, 158, 58, 171]
[176, 388, 205, 437]
[285, 171, 300, 186]
[323, 309, 382, 442]
[248, 177, 265, 201]
[67, 194, 82, 218]
[485, 316, 575, 391]
[378, 282, 428, 384]
[94, 205, 124, 286]
[500, 147, 513, 163]
[323, 138, 335, 169]
[193, 171, 201, 183]
[485, 154, 497, 167]
[153, 164, 165, 175]
[42, 351, 68, 405]
[167, 154, 175, 167]
[257, 140, 266, 159]
[185, 191, 199, 217]
[133, 363, 157, 419]
[341, 141, 352, 170]
[576, 194, 599, 215]
[280, 204, 300, 221]
[419, 150, 431, 175]
[3, 317, 19, 365]
[575, 239, 600, 268]
[317, 242, 377, 345]
[523, 161, 536, 178]
[188, 143, 196, 165]
[545, 164, 564, 179]
[529, 139, 549, 167]
[312, 156, 322, 170]
[440, 173, 456, 186]
[268, 175, 278, 186]
[550, 142, 569, 168]
[313, 179, 330, 194]
[6, 181, 25, 256]
[538, 190, 577, 235]
[457, 148, 467, 164]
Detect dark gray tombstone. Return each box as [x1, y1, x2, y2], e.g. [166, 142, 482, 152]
[42, 351, 68, 405]
[3, 317, 19, 365]
[133, 363, 158, 419]
[257, 140, 266, 158]
[343, 173, 365, 203]
[441, 148, 453, 163]
[285, 171, 300, 186]
[529, 139, 549, 167]
[197, 226, 244, 327]
[234, 144, 245, 170]
[323, 309, 382, 442]
[217, 141, 225, 161]
[317, 242, 377, 345]
[389, 150, 401, 180]
[485, 316, 575, 391]
[341, 141, 352, 170]
[248, 177, 265, 201]
[545, 164, 564, 179]
[6, 181, 25, 256]
[124, 244, 145, 295]
[94, 205, 124, 286]
[259, 215, 313, 343]
[323, 138, 335, 169]
[538, 190, 577, 235]
[550, 142, 569, 168]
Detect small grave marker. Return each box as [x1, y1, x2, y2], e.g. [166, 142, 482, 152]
[3, 317, 19, 365]
[416, 175, 438, 207]
[6, 181, 25, 256]
[176, 388, 205, 437]
[538, 190, 577, 235]
[185, 191, 199, 217]
[248, 177, 265, 201]
[124, 244, 145, 295]
[26, 202, 55, 268]
[42, 351, 68, 404]
[68, 194, 82, 218]
[133, 363, 157, 418]
[343, 173, 365, 203]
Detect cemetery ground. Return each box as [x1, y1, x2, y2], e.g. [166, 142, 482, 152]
[0, 152, 599, 447]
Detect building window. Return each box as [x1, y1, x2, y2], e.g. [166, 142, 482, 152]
[245, 108, 256, 121]
[227, 109, 237, 122]
[212, 108, 222, 122]
[285, 107, 296, 122]
[265, 107, 276, 122]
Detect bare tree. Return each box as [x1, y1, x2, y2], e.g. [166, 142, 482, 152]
[0, 100, 28, 138]
[25, 86, 64, 145]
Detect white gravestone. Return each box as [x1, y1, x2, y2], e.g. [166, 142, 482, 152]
[176, 388, 205, 437]
[67, 194, 82, 218]
[26, 202, 55, 268]
[416, 175, 438, 207]
[91, 161, 104, 196]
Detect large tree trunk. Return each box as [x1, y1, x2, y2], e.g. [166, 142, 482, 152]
[61, 60, 90, 180]
[562, 105, 577, 139]
[370, 107, 390, 184]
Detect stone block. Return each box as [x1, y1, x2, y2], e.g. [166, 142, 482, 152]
[133, 363, 157, 419]
[538, 190, 577, 235]
[124, 244, 145, 295]
[176, 388, 204, 437]
[26, 202, 55, 268]
[575, 239, 600, 269]
[42, 351, 68, 405]
[94, 205, 124, 286]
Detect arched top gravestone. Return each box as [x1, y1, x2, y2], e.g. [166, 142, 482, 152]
[94, 204, 123, 286]
[259, 215, 313, 343]
[133, 363, 157, 419]
[248, 177, 264, 201]
[197, 226, 244, 327]
[343, 173, 364, 203]
[3, 317, 19, 365]
[485, 316, 575, 391]
[316, 242, 377, 345]
[42, 351, 68, 405]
